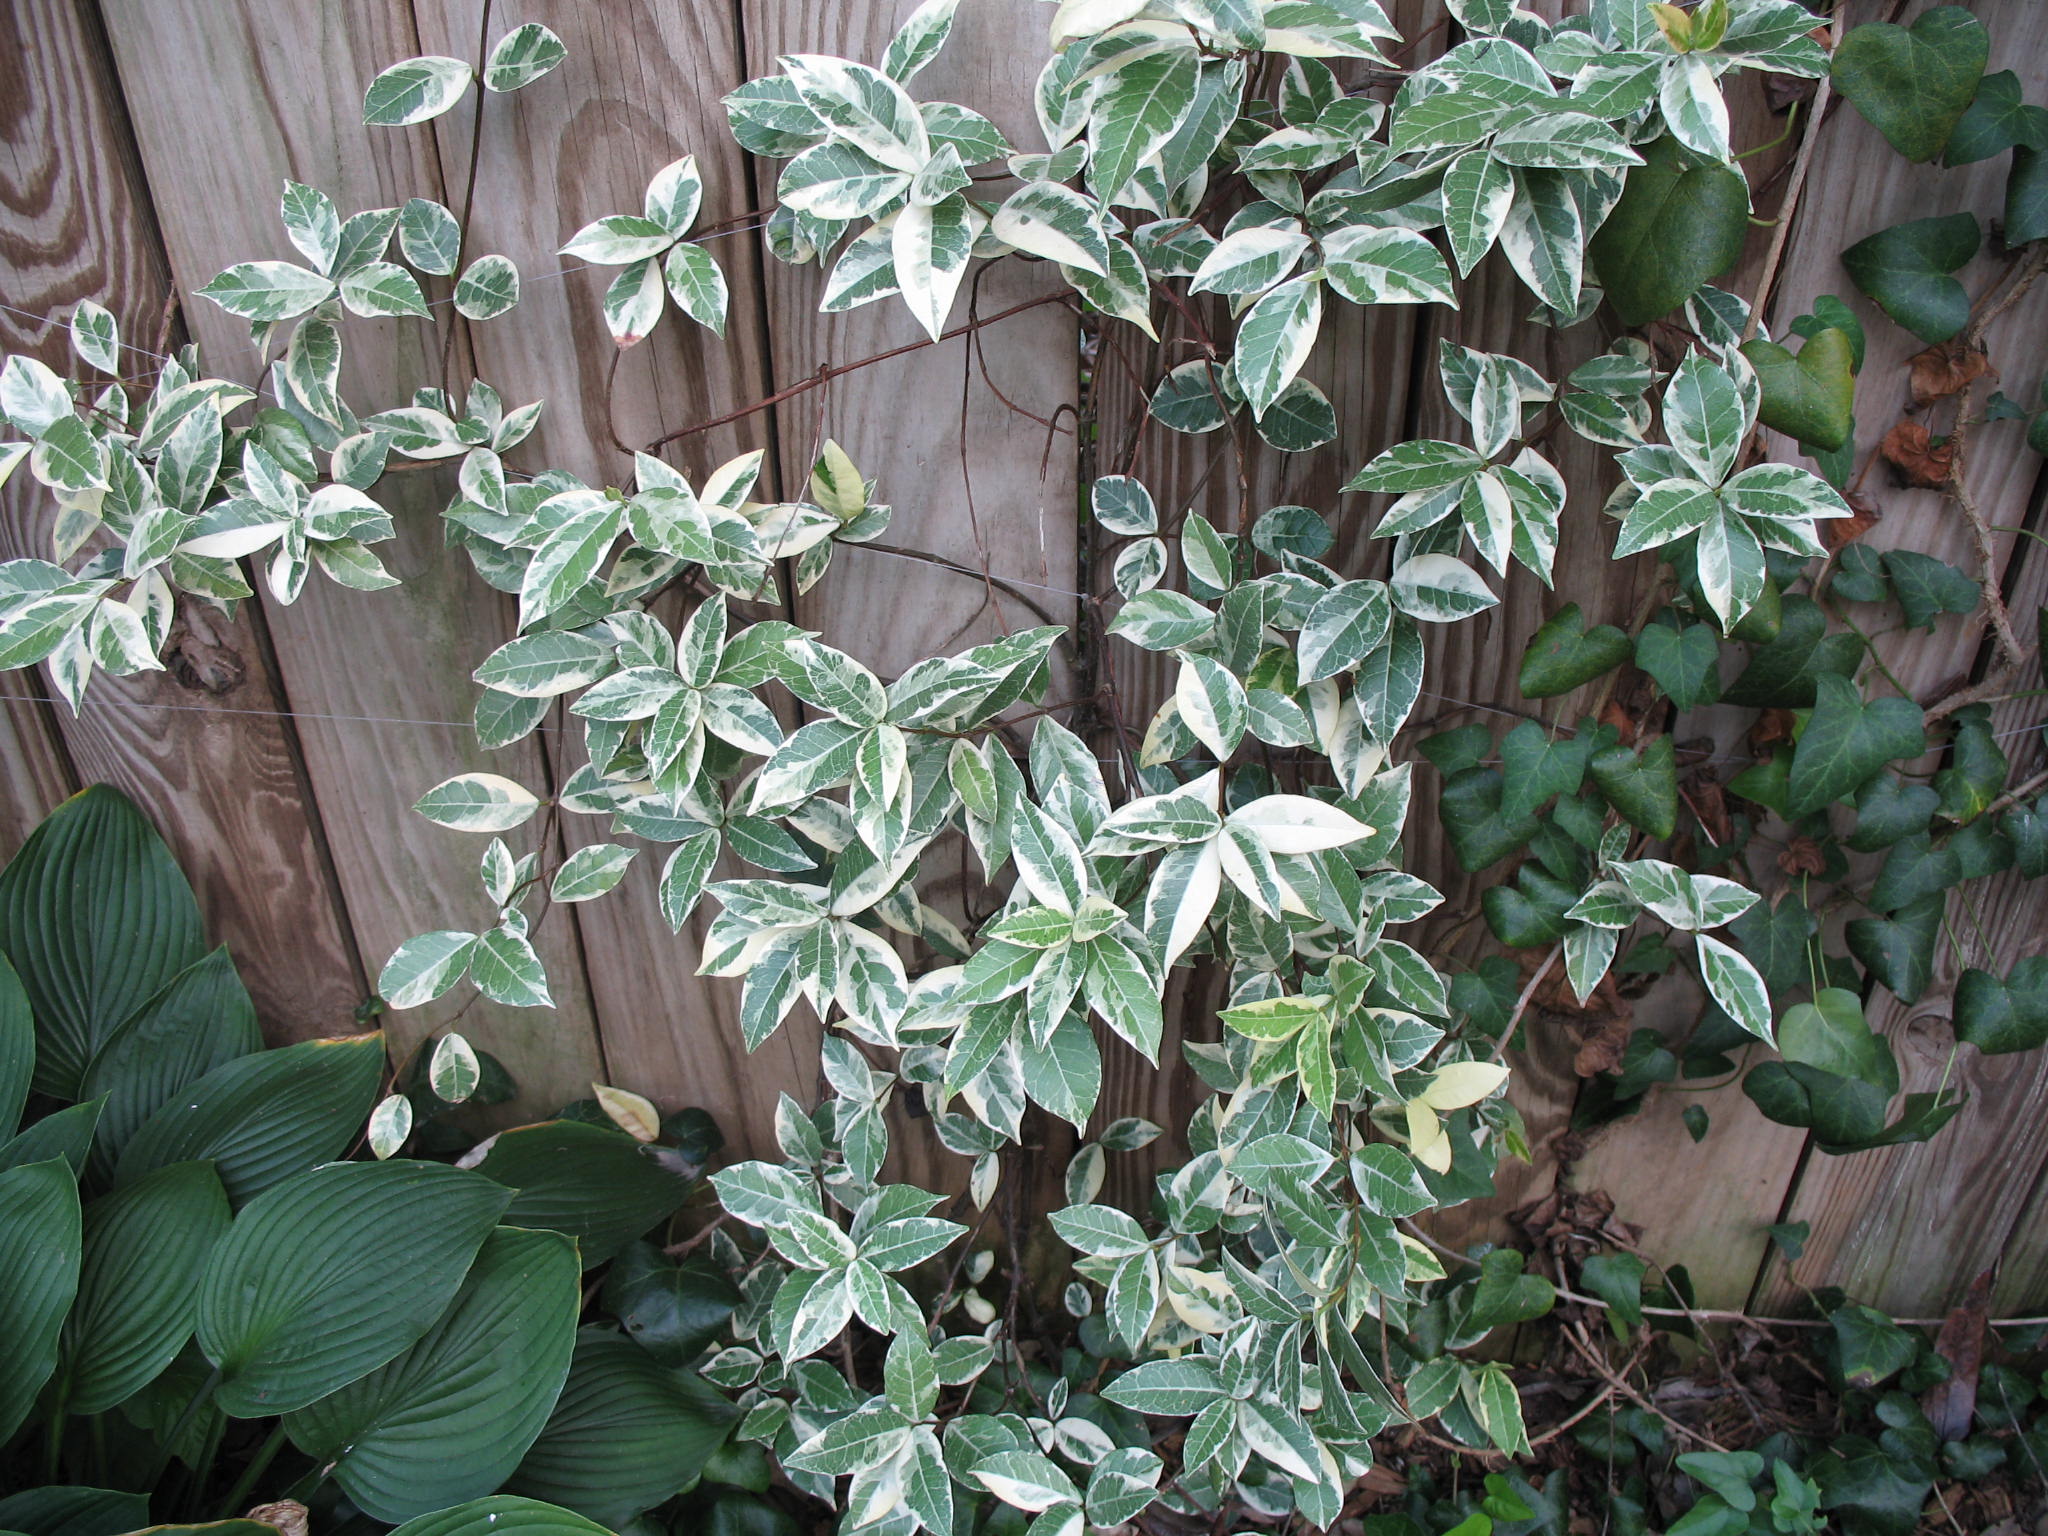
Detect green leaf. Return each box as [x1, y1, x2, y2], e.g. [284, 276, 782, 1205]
[483, 23, 566, 92]
[2008, 144, 2048, 246]
[1945, 70, 2048, 165]
[0, 1097, 100, 1178]
[1830, 1304, 1918, 1388]
[1846, 893, 1941, 1004]
[1884, 549, 1978, 630]
[199, 1159, 510, 1417]
[386, 1498, 614, 1536]
[284, 1225, 580, 1522]
[1784, 673, 1927, 819]
[664, 244, 729, 336]
[507, 1331, 738, 1525]
[196, 262, 335, 322]
[78, 946, 261, 1179]
[1090, 50, 1200, 201]
[1953, 958, 2048, 1055]
[1634, 617, 1722, 709]
[1830, 7, 1988, 163]
[56, 1160, 230, 1415]
[1740, 328, 1855, 452]
[415, 773, 541, 832]
[115, 1031, 386, 1205]
[0, 1158, 80, 1439]
[1497, 719, 1595, 823]
[1590, 734, 1677, 839]
[0, 956, 28, 1140]
[454, 254, 521, 320]
[1517, 603, 1630, 698]
[0, 785, 205, 1098]
[0, 1486, 149, 1536]
[474, 1119, 695, 1267]
[364, 56, 475, 127]
[1588, 135, 1748, 328]
[1841, 213, 1980, 343]
[340, 261, 430, 318]
[602, 1242, 739, 1367]
[397, 198, 461, 276]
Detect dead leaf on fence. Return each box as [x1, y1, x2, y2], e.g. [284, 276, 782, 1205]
[1923, 1268, 1993, 1441]
[1821, 491, 1882, 549]
[1909, 339, 1993, 405]
[1880, 420, 1956, 488]
[1778, 836, 1827, 877]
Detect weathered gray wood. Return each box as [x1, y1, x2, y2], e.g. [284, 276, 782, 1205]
[96, 0, 607, 1103]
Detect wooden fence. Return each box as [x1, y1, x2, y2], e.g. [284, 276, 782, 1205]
[2, 0, 2044, 1316]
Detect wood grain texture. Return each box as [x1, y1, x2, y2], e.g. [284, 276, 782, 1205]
[411, 0, 799, 1154]
[1741, 0, 2048, 1313]
[1, 0, 362, 1040]
[96, 0, 607, 1107]
[741, 0, 1082, 1189]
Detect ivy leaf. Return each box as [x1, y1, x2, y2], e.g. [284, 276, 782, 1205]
[2008, 145, 2048, 247]
[1845, 892, 1942, 1005]
[1588, 135, 1748, 328]
[1944, 70, 2048, 166]
[1634, 617, 1721, 709]
[1590, 735, 1677, 840]
[1953, 959, 2048, 1055]
[1829, 7, 1988, 164]
[1883, 549, 1977, 630]
[1841, 213, 1980, 344]
[1784, 674, 1927, 819]
[1438, 767, 1537, 872]
[1517, 603, 1631, 698]
[1739, 329, 1855, 453]
[1497, 719, 1595, 823]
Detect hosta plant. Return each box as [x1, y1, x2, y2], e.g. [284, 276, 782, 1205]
[0, 1, 2045, 1532]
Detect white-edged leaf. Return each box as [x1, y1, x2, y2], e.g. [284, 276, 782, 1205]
[414, 773, 541, 833]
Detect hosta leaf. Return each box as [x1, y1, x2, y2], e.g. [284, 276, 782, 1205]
[56, 1160, 230, 1415]
[285, 1226, 580, 1522]
[474, 1119, 694, 1267]
[0, 1158, 80, 1440]
[507, 1331, 738, 1525]
[115, 1032, 387, 1205]
[0, 785, 205, 1098]
[198, 1160, 510, 1417]
[386, 1497, 613, 1536]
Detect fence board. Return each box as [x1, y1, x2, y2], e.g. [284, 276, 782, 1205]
[405, 0, 804, 1152]
[95, 0, 608, 1106]
[2, 0, 362, 1037]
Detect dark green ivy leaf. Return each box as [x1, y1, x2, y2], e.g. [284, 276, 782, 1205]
[1830, 7, 1989, 163]
[1831, 1305, 1919, 1389]
[1944, 70, 2048, 165]
[1784, 674, 1926, 819]
[1830, 544, 1890, 605]
[1728, 892, 1817, 993]
[1847, 772, 1939, 852]
[1590, 734, 1677, 839]
[1725, 596, 1863, 708]
[2005, 798, 2048, 877]
[2008, 144, 2048, 247]
[1953, 957, 2048, 1054]
[1588, 135, 1750, 328]
[1439, 767, 1538, 872]
[1884, 549, 1978, 630]
[1934, 706, 2006, 824]
[1846, 892, 1942, 1004]
[1866, 832, 1962, 912]
[1634, 615, 1722, 710]
[1841, 213, 1981, 344]
[1518, 604, 1633, 699]
[1497, 719, 1597, 823]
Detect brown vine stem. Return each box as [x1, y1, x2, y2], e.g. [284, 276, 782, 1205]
[1564, 1318, 1732, 1454]
[640, 291, 1075, 452]
[1740, 65, 1832, 344]
[1489, 942, 1561, 1064]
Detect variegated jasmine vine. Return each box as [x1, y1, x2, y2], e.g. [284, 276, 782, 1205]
[3, 1, 2047, 1531]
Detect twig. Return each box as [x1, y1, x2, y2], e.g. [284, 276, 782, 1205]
[641, 291, 1074, 450]
[1741, 59, 1833, 343]
[1490, 942, 1562, 1063]
[1564, 1319, 1731, 1454]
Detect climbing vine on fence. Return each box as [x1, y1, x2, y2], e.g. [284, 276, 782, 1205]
[2, 0, 2047, 1529]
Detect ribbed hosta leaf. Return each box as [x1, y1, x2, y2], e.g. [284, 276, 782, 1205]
[0, 1485, 151, 1536]
[474, 1120, 695, 1267]
[115, 1031, 385, 1204]
[0, 786, 204, 1097]
[0, 956, 29, 1139]
[57, 1160, 231, 1414]
[285, 1225, 580, 1522]
[505, 1331, 739, 1525]
[0, 1157, 81, 1439]
[197, 1159, 510, 1417]
[386, 1497, 614, 1536]
[78, 945, 260, 1178]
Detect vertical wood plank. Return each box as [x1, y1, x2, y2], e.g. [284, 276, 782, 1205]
[411, 0, 811, 1156]
[96, 0, 607, 1104]
[2, 0, 361, 1038]
[740, 0, 1083, 1187]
